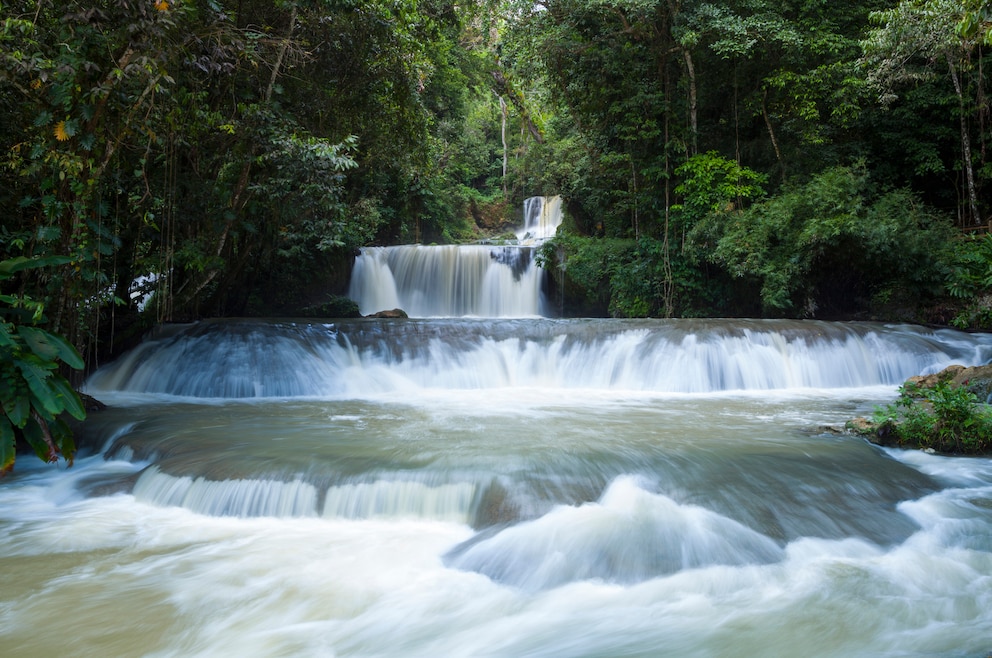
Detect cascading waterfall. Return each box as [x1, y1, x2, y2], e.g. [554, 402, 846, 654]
[348, 245, 546, 317]
[517, 195, 563, 242]
[74, 317, 992, 539]
[7, 319, 992, 653]
[347, 195, 562, 317]
[82, 318, 992, 398]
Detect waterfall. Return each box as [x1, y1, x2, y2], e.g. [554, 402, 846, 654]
[17, 314, 992, 656]
[83, 318, 992, 398]
[348, 245, 547, 317]
[517, 195, 563, 242]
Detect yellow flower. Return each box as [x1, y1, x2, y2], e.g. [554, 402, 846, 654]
[154, 0, 169, 10]
[54, 121, 70, 142]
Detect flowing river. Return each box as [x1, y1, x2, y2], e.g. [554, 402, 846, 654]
[3, 317, 992, 656]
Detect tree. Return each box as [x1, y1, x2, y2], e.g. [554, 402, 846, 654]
[862, 0, 986, 225]
[689, 163, 954, 316]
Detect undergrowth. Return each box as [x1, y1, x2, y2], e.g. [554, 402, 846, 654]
[869, 381, 992, 453]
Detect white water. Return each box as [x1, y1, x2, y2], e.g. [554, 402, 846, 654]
[347, 195, 561, 317]
[81, 319, 992, 398]
[517, 195, 563, 242]
[4, 318, 992, 656]
[348, 245, 546, 317]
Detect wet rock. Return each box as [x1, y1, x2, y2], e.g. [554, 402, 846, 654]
[79, 392, 108, 412]
[366, 308, 409, 318]
[908, 363, 992, 403]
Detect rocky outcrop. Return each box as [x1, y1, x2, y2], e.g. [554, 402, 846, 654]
[843, 362, 992, 454]
[906, 364, 992, 403]
[366, 308, 409, 319]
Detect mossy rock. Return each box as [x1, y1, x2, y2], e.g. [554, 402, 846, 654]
[907, 364, 992, 404]
[299, 295, 361, 318]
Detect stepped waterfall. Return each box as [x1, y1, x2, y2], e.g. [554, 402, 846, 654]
[348, 195, 562, 317]
[4, 197, 992, 656]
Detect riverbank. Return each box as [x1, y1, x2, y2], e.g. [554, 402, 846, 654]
[847, 364, 992, 455]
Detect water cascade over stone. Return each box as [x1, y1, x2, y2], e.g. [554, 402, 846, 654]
[517, 195, 563, 242]
[348, 245, 546, 317]
[84, 318, 992, 398]
[8, 314, 992, 656]
[348, 196, 563, 317]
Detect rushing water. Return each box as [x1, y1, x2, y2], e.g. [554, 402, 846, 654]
[348, 195, 562, 318]
[4, 318, 992, 657]
[348, 245, 547, 318]
[517, 195, 563, 242]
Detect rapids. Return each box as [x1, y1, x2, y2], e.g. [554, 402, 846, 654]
[3, 317, 992, 656]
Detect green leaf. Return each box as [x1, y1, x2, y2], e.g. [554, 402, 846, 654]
[21, 416, 54, 462]
[4, 392, 31, 427]
[0, 321, 14, 347]
[0, 416, 14, 476]
[17, 326, 84, 369]
[0, 255, 73, 276]
[14, 358, 62, 417]
[51, 417, 75, 466]
[50, 377, 86, 421]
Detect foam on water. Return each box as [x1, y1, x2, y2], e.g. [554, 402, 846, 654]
[82, 318, 992, 399]
[3, 454, 992, 657]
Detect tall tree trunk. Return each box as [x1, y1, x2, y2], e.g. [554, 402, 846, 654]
[630, 154, 639, 239]
[683, 49, 698, 156]
[500, 95, 508, 196]
[946, 52, 981, 225]
[762, 88, 786, 181]
[662, 46, 674, 317]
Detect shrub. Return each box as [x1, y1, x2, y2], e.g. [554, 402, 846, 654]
[1, 256, 86, 475]
[871, 381, 992, 453]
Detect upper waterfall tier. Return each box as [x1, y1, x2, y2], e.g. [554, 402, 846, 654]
[348, 245, 548, 318]
[83, 318, 992, 399]
[517, 195, 563, 242]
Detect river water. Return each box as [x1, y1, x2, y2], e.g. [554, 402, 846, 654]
[3, 318, 992, 656]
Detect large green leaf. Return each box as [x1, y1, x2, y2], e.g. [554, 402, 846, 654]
[0, 416, 14, 476]
[3, 391, 31, 427]
[0, 321, 15, 347]
[0, 255, 73, 277]
[14, 358, 62, 417]
[50, 377, 86, 421]
[17, 326, 84, 369]
[51, 417, 75, 466]
[20, 417, 54, 462]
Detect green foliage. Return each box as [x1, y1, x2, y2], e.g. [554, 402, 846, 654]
[298, 295, 362, 319]
[944, 234, 992, 329]
[538, 235, 636, 316]
[674, 152, 767, 223]
[871, 381, 992, 453]
[540, 234, 734, 318]
[689, 163, 954, 315]
[0, 255, 85, 476]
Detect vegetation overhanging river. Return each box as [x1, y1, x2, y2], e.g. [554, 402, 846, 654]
[3, 317, 992, 656]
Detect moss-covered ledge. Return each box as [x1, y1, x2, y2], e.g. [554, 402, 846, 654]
[847, 365, 992, 455]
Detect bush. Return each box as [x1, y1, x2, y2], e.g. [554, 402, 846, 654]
[870, 381, 992, 453]
[1, 256, 86, 475]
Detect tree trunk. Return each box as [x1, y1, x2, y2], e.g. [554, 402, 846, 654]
[500, 95, 508, 196]
[762, 88, 786, 181]
[683, 49, 698, 156]
[946, 52, 981, 225]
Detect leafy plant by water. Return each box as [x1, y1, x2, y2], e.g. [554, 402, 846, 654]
[1, 256, 86, 476]
[870, 381, 992, 454]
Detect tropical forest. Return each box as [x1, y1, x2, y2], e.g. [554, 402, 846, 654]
[3, 1, 992, 655]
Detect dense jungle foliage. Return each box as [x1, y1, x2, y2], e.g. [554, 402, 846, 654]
[1, 0, 991, 467]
